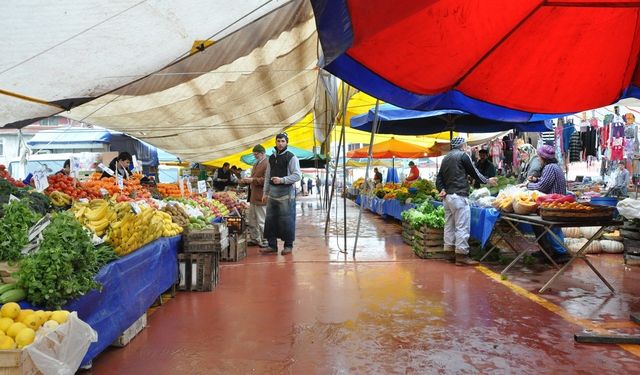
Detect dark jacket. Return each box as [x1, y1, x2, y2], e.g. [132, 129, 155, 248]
[436, 149, 488, 196]
[473, 159, 496, 188]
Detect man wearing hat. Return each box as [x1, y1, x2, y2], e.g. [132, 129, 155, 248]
[261, 132, 301, 255]
[240, 145, 269, 247]
[436, 137, 497, 265]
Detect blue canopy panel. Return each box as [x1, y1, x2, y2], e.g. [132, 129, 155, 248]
[27, 129, 111, 148]
[350, 104, 553, 135]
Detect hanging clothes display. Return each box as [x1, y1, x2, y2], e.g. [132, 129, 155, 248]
[561, 118, 575, 154]
[569, 132, 582, 162]
[489, 138, 503, 168]
[624, 113, 638, 160]
[610, 112, 626, 161]
[540, 131, 555, 146]
[600, 114, 613, 156]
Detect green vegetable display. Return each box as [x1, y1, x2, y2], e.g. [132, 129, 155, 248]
[17, 211, 100, 309]
[0, 199, 41, 261]
[93, 244, 118, 272]
[401, 201, 445, 229]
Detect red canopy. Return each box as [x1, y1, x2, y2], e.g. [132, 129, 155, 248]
[312, 0, 640, 114]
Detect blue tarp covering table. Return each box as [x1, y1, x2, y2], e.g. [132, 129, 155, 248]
[74, 235, 180, 365]
[356, 195, 500, 246]
[18, 236, 181, 365]
[431, 201, 500, 247]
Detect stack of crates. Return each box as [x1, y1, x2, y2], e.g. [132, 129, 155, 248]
[177, 223, 228, 291]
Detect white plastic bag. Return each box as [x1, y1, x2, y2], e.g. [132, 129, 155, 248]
[25, 312, 98, 375]
[617, 198, 640, 220]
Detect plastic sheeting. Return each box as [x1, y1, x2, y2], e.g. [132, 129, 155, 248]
[310, 0, 640, 115]
[350, 105, 553, 135]
[1, 0, 298, 128]
[66, 1, 318, 163]
[357, 196, 500, 246]
[20, 236, 180, 366]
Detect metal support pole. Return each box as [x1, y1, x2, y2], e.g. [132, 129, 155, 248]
[353, 99, 381, 257]
[324, 85, 348, 237]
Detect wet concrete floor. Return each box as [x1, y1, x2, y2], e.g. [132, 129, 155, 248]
[87, 196, 640, 374]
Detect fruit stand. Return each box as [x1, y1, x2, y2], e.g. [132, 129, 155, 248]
[0, 164, 249, 372]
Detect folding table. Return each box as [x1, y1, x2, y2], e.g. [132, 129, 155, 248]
[481, 212, 622, 293]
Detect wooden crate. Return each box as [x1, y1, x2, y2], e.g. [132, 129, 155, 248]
[178, 252, 219, 292]
[111, 313, 147, 348]
[221, 232, 247, 262]
[0, 350, 39, 375]
[401, 222, 415, 245]
[412, 236, 453, 260]
[183, 237, 229, 253]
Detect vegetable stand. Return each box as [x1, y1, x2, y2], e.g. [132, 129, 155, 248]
[485, 213, 622, 293]
[20, 235, 180, 366]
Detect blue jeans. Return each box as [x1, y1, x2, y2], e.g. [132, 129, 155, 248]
[264, 197, 296, 248]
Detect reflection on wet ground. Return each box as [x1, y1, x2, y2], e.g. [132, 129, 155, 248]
[88, 196, 640, 374]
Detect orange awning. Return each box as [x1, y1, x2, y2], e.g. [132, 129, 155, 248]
[346, 138, 438, 159]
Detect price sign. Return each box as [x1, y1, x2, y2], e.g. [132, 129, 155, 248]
[116, 175, 124, 190]
[9, 194, 19, 202]
[132, 155, 139, 173]
[98, 163, 115, 176]
[197, 180, 207, 194]
[206, 190, 212, 200]
[78, 198, 90, 203]
[179, 177, 185, 197]
[99, 188, 109, 197]
[33, 171, 49, 192]
[130, 201, 141, 215]
[186, 178, 193, 195]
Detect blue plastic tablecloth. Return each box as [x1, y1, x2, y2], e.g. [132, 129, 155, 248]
[357, 195, 500, 246]
[76, 235, 180, 365]
[431, 201, 500, 247]
[20, 236, 181, 366]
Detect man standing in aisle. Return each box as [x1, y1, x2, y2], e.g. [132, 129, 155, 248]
[261, 133, 302, 255]
[240, 145, 269, 248]
[436, 137, 497, 266]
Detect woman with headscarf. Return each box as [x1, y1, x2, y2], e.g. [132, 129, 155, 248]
[525, 145, 570, 264]
[517, 144, 542, 184]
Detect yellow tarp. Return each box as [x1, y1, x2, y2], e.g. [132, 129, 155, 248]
[202, 91, 460, 168]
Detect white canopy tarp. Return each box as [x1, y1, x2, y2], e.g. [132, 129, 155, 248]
[0, 0, 297, 128]
[65, 0, 317, 162]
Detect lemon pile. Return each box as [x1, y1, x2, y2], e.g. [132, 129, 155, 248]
[0, 303, 70, 349]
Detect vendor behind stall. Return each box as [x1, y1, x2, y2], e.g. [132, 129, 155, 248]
[102, 152, 132, 179]
[517, 143, 542, 184]
[473, 149, 496, 188]
[525, 145, 569, 264]
[55, 159, 71, 176]
[606, 161, 630, 197]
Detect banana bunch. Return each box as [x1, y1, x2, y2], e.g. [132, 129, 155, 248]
[49, 191, 72, 207]
[70, 199, 116, 237]
[107, 205, 175, 256]
[157, 210, 184, 237]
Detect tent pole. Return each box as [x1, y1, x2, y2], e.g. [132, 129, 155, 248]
[324, 86, 348, 239]
[353, 99, 381, 257]
[342, 103, 348, 254]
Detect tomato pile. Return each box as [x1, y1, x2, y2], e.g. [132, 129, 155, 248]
[0, 164, 25, 187]
[46, 174, 101, 200]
